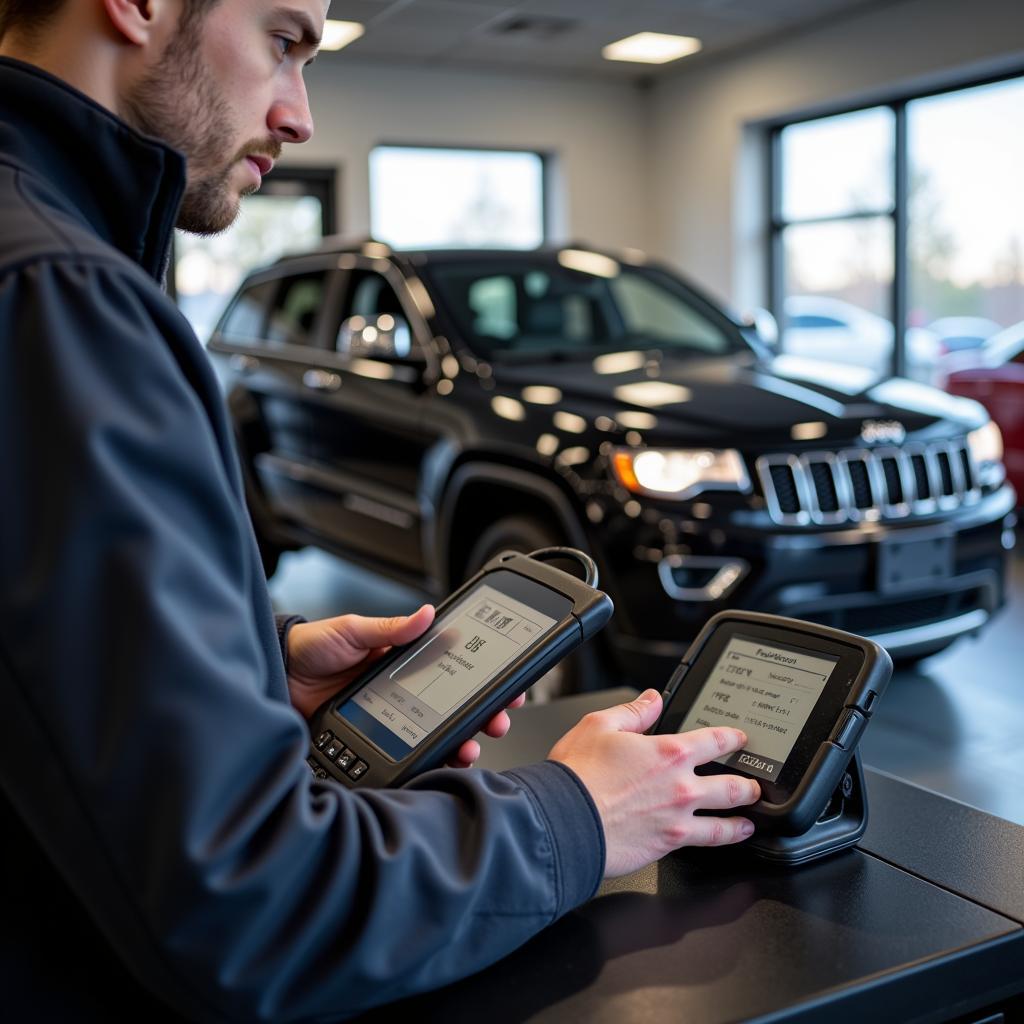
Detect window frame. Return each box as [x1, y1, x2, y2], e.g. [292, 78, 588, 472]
[768, 66, 1024, 379]
[368, 142, 552, 249]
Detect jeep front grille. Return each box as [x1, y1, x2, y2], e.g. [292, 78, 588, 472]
[755, 439, 980, 525]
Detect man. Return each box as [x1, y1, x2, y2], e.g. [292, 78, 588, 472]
[0, 2, 760, 1020]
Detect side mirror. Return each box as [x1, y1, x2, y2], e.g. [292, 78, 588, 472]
[338, 314, 412, 358]
[744, 307, 780, 348]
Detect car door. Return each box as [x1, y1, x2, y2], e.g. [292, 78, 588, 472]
[293, 259, 441, 579]
[983, 353, 1024, 493]
[207, 257, 343, 526]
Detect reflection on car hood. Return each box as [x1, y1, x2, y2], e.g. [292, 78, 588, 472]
[491, 351, 986, 441]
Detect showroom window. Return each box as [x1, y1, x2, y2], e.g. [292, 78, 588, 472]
[369, 145, 547, 250]
[173, 167, 336, 343]
[771, 74, 1024, 383]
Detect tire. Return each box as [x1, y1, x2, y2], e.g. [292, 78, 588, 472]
[462, 516, 605, 702]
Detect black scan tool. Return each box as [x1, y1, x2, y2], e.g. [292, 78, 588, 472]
[307, 548, 614, 789]
[654, 610, 892, 864]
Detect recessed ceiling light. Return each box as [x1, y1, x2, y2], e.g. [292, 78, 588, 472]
[602, 32, 702, 65]
[321, 20, 365, 52]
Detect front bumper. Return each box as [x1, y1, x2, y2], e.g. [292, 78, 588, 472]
[602, 485, 1016, 684]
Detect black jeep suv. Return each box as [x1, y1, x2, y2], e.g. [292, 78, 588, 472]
[208, 240, 1016, 687]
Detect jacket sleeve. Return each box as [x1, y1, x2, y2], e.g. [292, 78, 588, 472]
[0, 257, 605, 1023]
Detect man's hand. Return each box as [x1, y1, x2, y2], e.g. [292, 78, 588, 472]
[549, 689, 761, 877]
[285, 606, 524, 768]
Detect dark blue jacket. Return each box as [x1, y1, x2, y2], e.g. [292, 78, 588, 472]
[0, 57, 603, 1022]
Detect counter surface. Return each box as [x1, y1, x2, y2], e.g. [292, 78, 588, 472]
[357, 688, 1024, 1023]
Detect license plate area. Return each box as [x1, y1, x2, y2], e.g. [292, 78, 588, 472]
[877, 528, 954, 594]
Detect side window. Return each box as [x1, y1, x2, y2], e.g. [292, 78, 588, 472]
[219, 279, 277, 341]
[468, 276, 517, 340]
[265, 272, 327, 347]
[337, 270, 413, 357]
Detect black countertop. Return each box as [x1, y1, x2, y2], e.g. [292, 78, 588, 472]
[358, 689, 1024, 1023]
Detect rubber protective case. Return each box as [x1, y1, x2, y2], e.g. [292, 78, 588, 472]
[654, 610, 892, 838]
[307, 550, 613, 788]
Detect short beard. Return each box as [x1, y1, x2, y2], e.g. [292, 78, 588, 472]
[122, 11, 251, 234]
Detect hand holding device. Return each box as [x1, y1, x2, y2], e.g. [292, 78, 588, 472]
[654, 610, 892, 854]
[549, 689, 762, 878]
[307, 549, 614, 788]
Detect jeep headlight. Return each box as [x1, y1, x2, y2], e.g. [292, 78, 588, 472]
[967, 421, 1005, 487]
[611, 448, 750, 500]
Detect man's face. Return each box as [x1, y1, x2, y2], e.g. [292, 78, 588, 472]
[124, 0, 326, 234]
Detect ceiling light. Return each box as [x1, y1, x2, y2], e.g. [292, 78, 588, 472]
[321, 20, 365, 52]
[602, 32, 702, 65]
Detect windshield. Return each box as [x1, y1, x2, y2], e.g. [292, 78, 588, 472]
[422, 257, 750, 360]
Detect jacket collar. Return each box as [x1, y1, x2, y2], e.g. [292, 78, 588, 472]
[0, 56, 186, 282]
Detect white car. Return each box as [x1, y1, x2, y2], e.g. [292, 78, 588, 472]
[928, 316, 1002, 355]
[783, 295, 940, 380]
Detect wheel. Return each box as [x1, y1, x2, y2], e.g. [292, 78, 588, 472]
[462, 516, 605, 702]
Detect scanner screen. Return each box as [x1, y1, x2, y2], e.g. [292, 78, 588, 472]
[336, 584, 559, 760]
[677, 635, 839, 781]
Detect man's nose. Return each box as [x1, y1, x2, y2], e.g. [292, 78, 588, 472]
[268, 79, 314, 144]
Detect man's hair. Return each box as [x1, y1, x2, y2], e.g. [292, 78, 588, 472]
[0, 0, 64, 40]
[0, 1, 220, 41]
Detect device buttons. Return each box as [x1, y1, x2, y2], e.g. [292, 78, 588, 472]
[348, 760, 369, 781]
[335, 748, 357, 771]
[315, 730, 334, 751]
[306, 757, 329, 781]
[832, 709, 866, 750]
[662, 661, 690, 702]
[324, 736, 346, 760]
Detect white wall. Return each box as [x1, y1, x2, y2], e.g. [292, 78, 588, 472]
[289, 61, 653, 254]
[649, 0, 1024, 312]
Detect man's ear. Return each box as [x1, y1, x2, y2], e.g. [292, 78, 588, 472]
[100, 0, 177, 47]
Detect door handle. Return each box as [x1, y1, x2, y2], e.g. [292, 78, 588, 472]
[229, 354, 260, 375]
[303, 369, 342, 392]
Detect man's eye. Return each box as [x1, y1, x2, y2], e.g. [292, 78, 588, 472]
[274, 35, 296, 57]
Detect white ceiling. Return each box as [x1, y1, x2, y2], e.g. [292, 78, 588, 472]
[325, 0, 891, 78]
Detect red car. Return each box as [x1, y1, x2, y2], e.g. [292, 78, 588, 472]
[942, 320, 1024, 502]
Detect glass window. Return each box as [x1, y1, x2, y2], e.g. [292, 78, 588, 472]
[610, 274, 727, 351]
[219, 279, 277, 341]
[774, 75, 1024, 385]
[781, 219, 895, 375]
[425, 258, 742, 360]
[781, 107, 895, 222]
[468, 276, 518, 340]
[908, 78, 1024, 377]
[369, 146, 545, 250]
[265, 273, 327, 347]
[775, 107, 896, 377]
[176, 191, 325, 342]
[337, 271, 413, 357]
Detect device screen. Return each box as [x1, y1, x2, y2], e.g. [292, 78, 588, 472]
[334, 582, 562, 761]
[676, 634, 840, 782]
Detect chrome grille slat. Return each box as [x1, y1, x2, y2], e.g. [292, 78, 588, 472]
[756, 438, 977, 525]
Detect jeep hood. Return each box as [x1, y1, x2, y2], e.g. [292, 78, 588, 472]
[492, 351, 987, 443]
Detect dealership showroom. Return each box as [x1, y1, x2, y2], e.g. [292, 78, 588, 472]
[4, 0, 1024, 1021]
